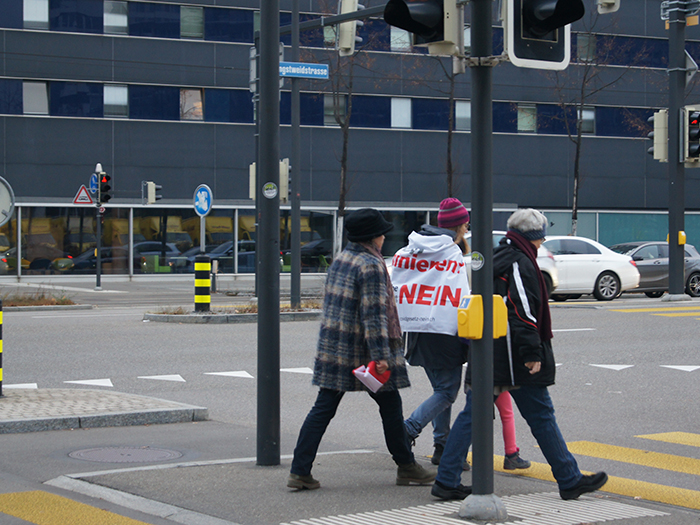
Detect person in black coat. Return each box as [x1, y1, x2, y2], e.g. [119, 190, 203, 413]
[431, 208, 608, 501]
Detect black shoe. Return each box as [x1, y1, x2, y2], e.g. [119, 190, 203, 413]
[431, 480, 472, 500]
[431, 444, 444, 465]
[559, 472, 608, 500]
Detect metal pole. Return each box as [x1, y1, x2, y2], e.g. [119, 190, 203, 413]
[667, 1, 687, 298]
[459, 0, 506, 520]
[95, 206, 102, 290]
[291, 0, 301, 308]
[257, 0, 281, 466]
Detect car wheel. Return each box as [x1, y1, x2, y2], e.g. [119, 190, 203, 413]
[645, 291, 665, 298]
[542, 272, 553, 298]
[551, 294, 569, 302]
[593, 271, 620, 301]
[685, 273, 700, 297]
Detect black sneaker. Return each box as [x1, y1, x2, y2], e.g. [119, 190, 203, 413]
[559, 472, 608, 500]
[431, 444, 444, 465]
[431, 480, 472, 500]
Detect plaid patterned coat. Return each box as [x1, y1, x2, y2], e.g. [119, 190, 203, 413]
[312, 242, 410, 392]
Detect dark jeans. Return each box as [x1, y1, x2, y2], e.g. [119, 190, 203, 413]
[436, 386, 581, 491]
[290, 387, 415, 476]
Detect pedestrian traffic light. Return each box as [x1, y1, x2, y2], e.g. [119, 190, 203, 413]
[99, 173, 112, 203]
[279, 158, 291, 204]
[505, 0, 585, 70]
[338, 0, 364, 57]
[384, 0, 463, 56]
[684, 105, 700, 165]
[146, 181, 162, 204]
[647, 109, 668, 163]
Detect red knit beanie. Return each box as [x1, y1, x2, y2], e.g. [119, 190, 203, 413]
[438, 198, 470, 228]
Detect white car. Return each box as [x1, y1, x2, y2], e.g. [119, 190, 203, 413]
[466, 231, 560, 296]
[542, 236, 640, 301]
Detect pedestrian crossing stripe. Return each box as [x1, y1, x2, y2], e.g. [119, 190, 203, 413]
[0, 491, 150, 525]
[566, 441, 700, 476]
[488, 454, 700, 511]
[636, 431, 700, 447]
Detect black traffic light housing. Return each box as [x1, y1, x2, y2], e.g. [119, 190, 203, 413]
[684, 105, 700, 164]
[384, 0, 462, 56]
[505, 0, 585, 70]
[99, 173, 112, 203]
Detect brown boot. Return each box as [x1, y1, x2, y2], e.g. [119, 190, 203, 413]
[396, 462, 436, 485]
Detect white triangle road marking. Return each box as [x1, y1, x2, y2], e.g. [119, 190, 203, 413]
[280, 367, 313, 374]
[204, 371, 254, 378]
[660, 365, 700, 372]
[64, 378, 114, 387]
[4, 383, 38, 389]
[590, 364, 634, 371]
[137, 374, 186, 382]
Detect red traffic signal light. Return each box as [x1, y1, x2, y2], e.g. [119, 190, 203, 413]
[99, 174, 112, 203]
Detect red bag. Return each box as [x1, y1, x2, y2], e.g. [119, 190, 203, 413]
[353, 361, 391, 392]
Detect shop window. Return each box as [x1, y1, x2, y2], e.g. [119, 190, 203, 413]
[104, 0, 128, 35]
[456, 101, 471, 131]
[181, 5, 204, 39]
[180, 89, 203, 120]
[23, 81, 48, 115]
[24, 0, 48, 29]
[517, 104, 537, 133]
[391, 98, 411, 129]
[104, 84, 128, 118]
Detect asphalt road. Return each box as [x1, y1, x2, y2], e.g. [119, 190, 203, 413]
[0, 284, 699, 523]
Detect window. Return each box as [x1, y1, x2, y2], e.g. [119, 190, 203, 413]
[391, 98, 411, 129]
[517, 104, 537, 133]
[390, 27, 411, 52]
[578, 106, 595, 134]
[324, 94, 344, 126]
[463, 26, 471, 55]
[577, 33, 596, 63]
[23, 81, 48, 114]
[181, 5, 204, 39]
[104, 0, 127, 35]
[104, 84, 128, 118]
[24, 0, 48, 29]
[456, 101, 471, 131]
[180, 89, 203, 120]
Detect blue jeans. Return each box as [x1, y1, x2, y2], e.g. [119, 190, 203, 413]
[404, 366, 462, 446]
[290, 388, 415, 476]
[435, 386, 582, 491]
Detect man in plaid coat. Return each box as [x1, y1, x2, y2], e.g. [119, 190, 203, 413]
[288, 208, 436, 490]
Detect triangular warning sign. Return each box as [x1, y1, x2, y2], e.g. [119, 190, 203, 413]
[73, 185, 94, 205]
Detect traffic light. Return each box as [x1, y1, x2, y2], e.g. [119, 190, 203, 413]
[684, 105, 700, 165]
[338, 0, 364, 56]
[99, 173, 112, 203]
[384, 0, 463, 56]
[279, 158, 291, 204]
[505, 0, 585, 70]
[596, 0, 620, 14]
[145, 181, 162, 204]
[647, 109, 668, 163]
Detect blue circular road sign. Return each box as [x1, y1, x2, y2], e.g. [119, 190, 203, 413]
[89, 173, 98, 194]
[194, 184, 213, 217]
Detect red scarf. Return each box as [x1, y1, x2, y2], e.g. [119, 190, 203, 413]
[505, 231, 553, 341]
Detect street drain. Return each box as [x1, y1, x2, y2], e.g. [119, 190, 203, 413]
[68, 446, 183, 463]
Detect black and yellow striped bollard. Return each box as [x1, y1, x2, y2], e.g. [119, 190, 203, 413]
[194, 255, 211, 313]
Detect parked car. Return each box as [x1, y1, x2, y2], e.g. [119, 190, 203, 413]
[70, 247, 144, 274]
[182, 241, 279, 274]
[542, 236, 640, 301]
[283, 238, 333, 273]
[466, 231, 559, 296]
[133, 241, 185, 272]
[609, 241, 700, 298]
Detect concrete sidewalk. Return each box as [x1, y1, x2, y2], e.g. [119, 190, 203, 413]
[0, 388, 208, 434]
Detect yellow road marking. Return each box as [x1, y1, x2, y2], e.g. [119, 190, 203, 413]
[652, 312, 700, 317]
[636, 432, 700, 448]
[0, 491, 151, 525]
[567, 441, 700, 475]
[486, 455, 700, 510]
[611, 306, 700, 313]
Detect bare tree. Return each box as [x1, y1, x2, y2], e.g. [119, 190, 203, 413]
[546, 12, 649, 234]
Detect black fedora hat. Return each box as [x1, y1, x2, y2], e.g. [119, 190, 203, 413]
[345, 208, 394, 242]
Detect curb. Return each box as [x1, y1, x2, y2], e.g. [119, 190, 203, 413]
[3, 304, 95, 312]
[143, 310, 322, 324]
